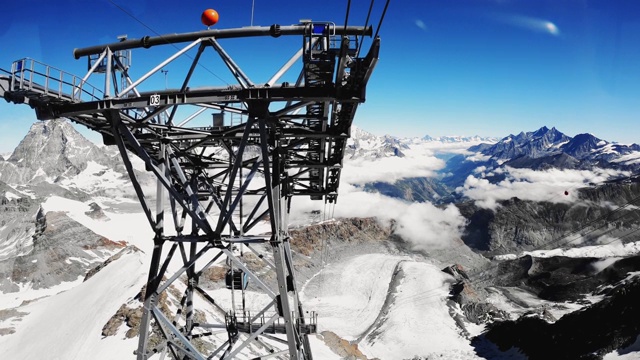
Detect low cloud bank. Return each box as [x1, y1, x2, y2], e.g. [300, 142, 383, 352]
[459, 167, 630, 210]
[291, 183, 466, 249]
[342, 142, 482, 185]
[342, 154, 443, 184]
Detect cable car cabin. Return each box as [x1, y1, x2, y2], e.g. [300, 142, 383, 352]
[225, 269, 248, 290]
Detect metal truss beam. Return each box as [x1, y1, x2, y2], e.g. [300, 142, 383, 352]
[2, 22, 379, 360]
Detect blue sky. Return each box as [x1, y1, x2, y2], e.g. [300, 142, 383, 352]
[1, 0, 640, 153]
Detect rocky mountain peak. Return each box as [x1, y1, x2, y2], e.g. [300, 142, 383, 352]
[531, 125, 550, 136]
[8, 119, 91, 162]
[346, 126, 407, 159]
[561, 133, 605, 158]
[0, 119, 117, 184]
[480, 126, 571, 160]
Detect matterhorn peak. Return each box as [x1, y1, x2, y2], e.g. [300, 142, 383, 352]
[0, 119, 115, 184]
[8, 119, 88, 162]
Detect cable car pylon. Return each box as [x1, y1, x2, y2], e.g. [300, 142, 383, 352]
[0, 20, 379, 359]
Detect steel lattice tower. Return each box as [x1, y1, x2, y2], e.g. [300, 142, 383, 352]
[1, 22, 379, 359]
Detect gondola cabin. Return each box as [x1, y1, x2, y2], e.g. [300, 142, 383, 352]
[225, 269, 248, 290]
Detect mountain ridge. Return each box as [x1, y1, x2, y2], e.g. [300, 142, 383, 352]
[477, 126, 640, 167]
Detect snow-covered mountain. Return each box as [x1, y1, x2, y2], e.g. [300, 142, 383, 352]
[345, 126, 409, 159]
[0, 119, 121, 185]
[346, 126, 498, 161]
[441, 126, 640, 193]
[1, 120, 640, 360]
[470, 126, 640, 169]
[472, 126, 571, 160]
[422, 134, 498, 143]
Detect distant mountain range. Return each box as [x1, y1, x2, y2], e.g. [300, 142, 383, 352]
[343, 125, 640, 205]
[348, 125, 639, 167]
[345, 126, 410, 159]
[422, 134, 497, 143]
[346, 125, 498, 160]
[470, 126, 640, 168]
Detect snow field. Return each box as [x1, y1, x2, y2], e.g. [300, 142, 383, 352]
[42, 195, 156, 254]
[4, 191, 21, 200]
[301, 253, 483, 359]
[307, 334, 342, 360]
[301, 253, 408, 339]
[484, 287, 589, 322]
[495, 240, 640, 261]
[0, 248, 148, 360]
[604, 335, 640, 359]
[358, 261, 481, 360]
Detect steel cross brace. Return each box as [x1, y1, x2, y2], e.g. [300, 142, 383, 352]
[108, 108, 315, 359]
[1, 22, 380, 360]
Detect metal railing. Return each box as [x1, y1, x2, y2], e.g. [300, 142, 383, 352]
[10, 58, 103, 102]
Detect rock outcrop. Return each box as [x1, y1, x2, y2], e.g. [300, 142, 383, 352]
[458, 181, 640, 255]
[0, 209, 126, 291]
[289, 217, 393, 256]
[478, 276, 640, 359]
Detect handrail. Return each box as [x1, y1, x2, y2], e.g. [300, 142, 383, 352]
[10, 58, 103, 102]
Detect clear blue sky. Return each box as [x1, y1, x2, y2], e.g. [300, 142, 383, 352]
[1, 0, 639, 153]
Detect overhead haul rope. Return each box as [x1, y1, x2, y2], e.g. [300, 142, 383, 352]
[321, 201, 328, 266]
[356, 0, 375, 57]
[343, 0, 352, 33]
[373, 0, 391, 40]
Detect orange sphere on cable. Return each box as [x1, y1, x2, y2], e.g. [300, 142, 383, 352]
[201, 9, 219, 27]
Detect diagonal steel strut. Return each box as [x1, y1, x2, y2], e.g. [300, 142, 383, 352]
[2, 21, 379, 360]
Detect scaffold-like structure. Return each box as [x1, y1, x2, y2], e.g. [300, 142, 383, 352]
[0, 21, 379, 359]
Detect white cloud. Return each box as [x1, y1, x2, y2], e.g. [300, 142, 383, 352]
[421, 142, 481, 154]
[611, 151, 640, 165]
[289, 137, 496, 249]
[341, 140, 492, 185]
[465, 153, 491, 162]
[415, 19, 427, 31]
[342, 144, 445, 184]
[458, 167, 630, 210]
[489, 13, 561, 36]
[290, 183, 466, 250]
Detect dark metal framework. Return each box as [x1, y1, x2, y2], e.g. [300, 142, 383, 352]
[1, 22, 379, 359]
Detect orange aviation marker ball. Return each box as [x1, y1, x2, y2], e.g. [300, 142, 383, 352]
[201, 9, 219, 27]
